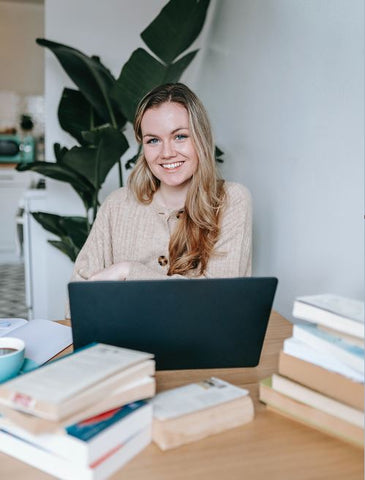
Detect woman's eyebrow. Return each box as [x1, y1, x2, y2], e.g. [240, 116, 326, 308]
[143, 127, 189, 138]
[171, 127, 189, 133]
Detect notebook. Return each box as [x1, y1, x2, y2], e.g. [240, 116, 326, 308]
[68, 277, 278, 370]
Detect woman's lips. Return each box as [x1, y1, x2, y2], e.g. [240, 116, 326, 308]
[160, 161, 184, 170]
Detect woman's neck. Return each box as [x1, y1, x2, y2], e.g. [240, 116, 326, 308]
[156, 183, 189, 210]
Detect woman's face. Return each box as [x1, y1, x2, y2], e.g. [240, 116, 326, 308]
[140, 102, 199, 191]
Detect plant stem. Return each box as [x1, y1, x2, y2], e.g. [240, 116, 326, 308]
[118, 159, 123, 187]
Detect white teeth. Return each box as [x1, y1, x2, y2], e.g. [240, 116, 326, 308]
[161, 162, 184, 169]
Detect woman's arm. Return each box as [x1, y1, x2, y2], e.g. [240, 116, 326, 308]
[71, 200, 115, 282]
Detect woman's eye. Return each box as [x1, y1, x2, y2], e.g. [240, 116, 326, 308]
[146, 138, 159, 145]
[175, 134, 188, 141]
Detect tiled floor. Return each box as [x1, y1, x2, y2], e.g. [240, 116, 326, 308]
[0, 263, 27, 318]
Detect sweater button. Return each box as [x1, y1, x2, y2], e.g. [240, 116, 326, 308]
[158, 255, 168, 266]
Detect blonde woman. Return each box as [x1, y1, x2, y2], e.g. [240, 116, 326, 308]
[71, 83, 252, 282]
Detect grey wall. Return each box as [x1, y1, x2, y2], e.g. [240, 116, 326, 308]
[196, 0, 364, 319]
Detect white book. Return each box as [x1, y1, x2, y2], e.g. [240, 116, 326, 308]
[293, 294, 364, 339]
[0, 425, 151, 480]
[0, 401, 152, 466]
[271, 374, 364, 428]
[152, 377, 249, 420]
[0, 318, 72, 368]
[0, 343, 153, 420]
[283, 337, 364, 383]
[292, 324, 364, 374]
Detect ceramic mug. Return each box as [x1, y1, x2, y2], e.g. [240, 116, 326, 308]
[0, 337, 25, 382]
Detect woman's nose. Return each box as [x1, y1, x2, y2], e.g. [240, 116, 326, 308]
[161, 141, 176, 158]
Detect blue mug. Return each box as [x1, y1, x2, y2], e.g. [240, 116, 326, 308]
[0, 337, 25, 382]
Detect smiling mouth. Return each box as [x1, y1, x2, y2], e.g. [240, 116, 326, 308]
[160, 161, 184, 170]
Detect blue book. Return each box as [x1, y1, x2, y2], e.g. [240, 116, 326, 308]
[66, 401, 146, 440]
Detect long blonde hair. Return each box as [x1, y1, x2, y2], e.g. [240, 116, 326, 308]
[128, 83, 225, 276]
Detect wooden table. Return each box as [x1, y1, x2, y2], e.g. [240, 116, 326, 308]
[0, 312, 363, 479]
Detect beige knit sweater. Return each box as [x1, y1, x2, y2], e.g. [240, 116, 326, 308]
[71, 181, 252, 282]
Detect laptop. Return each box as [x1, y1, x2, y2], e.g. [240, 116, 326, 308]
[68, 277, 278, 370]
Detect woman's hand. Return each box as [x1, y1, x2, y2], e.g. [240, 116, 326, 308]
[88, 262, 131, 281]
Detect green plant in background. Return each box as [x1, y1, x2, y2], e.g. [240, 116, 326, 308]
[17, 0, 221, 262]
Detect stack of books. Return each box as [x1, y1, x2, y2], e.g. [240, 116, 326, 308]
[259, 293, 364, 447]
[151, 377, 254, 450]
[0, 343, 156, 479]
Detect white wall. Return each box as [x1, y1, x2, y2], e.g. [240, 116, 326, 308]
[196, 0, 364, 319]
[0, 0, 44, 95]
[34, 0, 214, 319]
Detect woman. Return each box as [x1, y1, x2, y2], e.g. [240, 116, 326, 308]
[71, 83, 252, 282]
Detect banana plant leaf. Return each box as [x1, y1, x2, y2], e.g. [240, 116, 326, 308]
[58, 88, 105, 145]
[32, 212, 89, 262]
[61, 126, 129, 191]
[53, 143, 69, 162]
[36, 38, 121, 126]
[48, 240, 79, 262]
[16, 161, 95, 211]
[111, 48, 197, 122]
[141, 0, 210, 64]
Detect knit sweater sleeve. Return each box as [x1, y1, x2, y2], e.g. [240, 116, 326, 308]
[70, 199, 114, 282]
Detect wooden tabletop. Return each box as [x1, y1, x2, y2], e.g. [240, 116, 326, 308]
[1, 311, 363, 479]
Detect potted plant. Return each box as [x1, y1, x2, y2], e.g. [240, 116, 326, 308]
[17, 0, 223, 262]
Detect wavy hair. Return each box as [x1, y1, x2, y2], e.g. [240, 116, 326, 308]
[128, 83, 225, 276]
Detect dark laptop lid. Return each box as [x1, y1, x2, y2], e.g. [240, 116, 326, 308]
[68, 277, 278, 370]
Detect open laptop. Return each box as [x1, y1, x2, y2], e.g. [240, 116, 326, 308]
[68, 277, 278, 370]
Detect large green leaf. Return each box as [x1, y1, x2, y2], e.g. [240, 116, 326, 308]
[111, 48, 197, 122]
[59, 216, 89, 250]
[141, 0, 210, 64]
[36, 38, 117, 125]
[32, 212, 66, 237]
[165, 50, 198, 82]
[58, 88, 104, 145]
[48, 240, 78, 262]
[32, 212, 89, 262]
[16, 161, 95, 210]
[53, 143, 69, 163]
[61, 126, 129, 190]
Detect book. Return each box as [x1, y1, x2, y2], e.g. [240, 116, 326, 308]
[259, 377, 363, 448]
[0, 318, 72, 371]
[0, 424, 151, 480]
[292, 324, 364, 374]
[279, 351, 364, 410]
[151, 377, 254, 450]
[318, 325, 364, 348]
[283, 337, 364, 383]
[271, 374, 363, 427]
[0, 400, 152, 466]
[0, 374, 155, 434]
[0, 343, 154, 421]
[292, 294, 364, 339]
